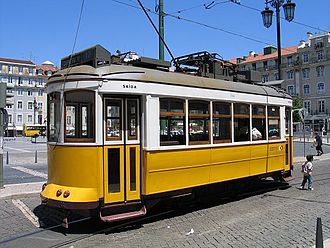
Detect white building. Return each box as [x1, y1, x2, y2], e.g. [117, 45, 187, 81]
[0, 58, 57, 136]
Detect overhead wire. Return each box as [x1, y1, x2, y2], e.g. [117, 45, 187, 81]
[229, 1, 328, 33]
[112, 0, 274, 45]
[53, 0, 85, 148]
[110, 0, 302, 54]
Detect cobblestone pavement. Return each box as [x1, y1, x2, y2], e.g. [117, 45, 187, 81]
[1, 142, 330, 247]
[1, 159, 330, 247]
[69, 162, 330, 248]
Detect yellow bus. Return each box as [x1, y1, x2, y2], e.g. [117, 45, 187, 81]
[41, 46, 293, 224]
[23, 124, 46, 137]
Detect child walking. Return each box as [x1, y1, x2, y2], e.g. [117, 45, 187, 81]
[300, 155, 314, 190]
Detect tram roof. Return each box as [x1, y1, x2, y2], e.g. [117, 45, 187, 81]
[47, 64, 291, 99]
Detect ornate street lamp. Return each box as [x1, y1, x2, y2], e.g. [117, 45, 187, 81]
[283, 0, 296, 22]
[261, 0, 296, 80]
[261, 7, 273, 28]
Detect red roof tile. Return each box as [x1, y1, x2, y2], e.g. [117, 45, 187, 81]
[0, 57, 35, 65]
[36, 64, 58, 72]
[238, 45, 298, 64]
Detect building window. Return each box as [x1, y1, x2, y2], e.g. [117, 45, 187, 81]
[317, 82, 325, 94]
[252, 105, 266, 141]
[287, 56, 293, 66]
[287, 85, 295, 95]
[38, 89, 43, 96]
[29, 67, 33, 75]
[37, 102, 43, 110]
[17, 101, 23, 109]
[12, 77, 18, 84]
[213, 102, 231, 143]
[8, 115, 12, 124]
[17, 115, 23, 123]
[315, 39, 324, 49]
[189, 100, 210, 144]
[38, 115, 42, 124]
[1, 76, 8, 83]
[317, 51, 324, 61]
[268, 106, 280, 139]
[303, 84, 310, 95]
[316, 66, 324, 77]
[37, 78, 44, 86]
[6, 104, 13, 109]
[17, 89, 24, 96]
[302, 68, 310, 79]
[274, 72, 279, 80]
[318, 100, 325, 113]
[28, 79, 33, 85]
[160, 99, 186, 146]
[22, 77, 29, 84]
[252, 63, 256, 70]
[263, 61, 268, 69]
[8, 65, 13, 74]
[303, 53, 309, 63]
[234, 103, 250, 142]
[27, 115, 33, 123]
[287, 70, 294, 80]
[28, 101, 33, 110]
[19, 66, 23, 74]
[303, 101, 311, 114]
[27, 90, 33, 96]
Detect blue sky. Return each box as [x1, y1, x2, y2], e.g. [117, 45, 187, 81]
[0, 0, 329, 66]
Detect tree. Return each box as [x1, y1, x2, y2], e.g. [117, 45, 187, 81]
[292, 95, 303, 123]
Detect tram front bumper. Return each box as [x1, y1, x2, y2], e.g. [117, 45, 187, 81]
[40, 183, 100, 210]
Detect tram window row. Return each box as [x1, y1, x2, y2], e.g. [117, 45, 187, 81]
[160, 98, 282, 146]
[47, 91, 288, 146]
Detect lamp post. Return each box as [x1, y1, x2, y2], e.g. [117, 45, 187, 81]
[33, 97, 37, 125]
[261, 0, 296, 80]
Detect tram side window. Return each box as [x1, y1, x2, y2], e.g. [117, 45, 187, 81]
[268, 106, 280, 139]
[213, 102, 231, 143]
[285, 107, 292, 136]
[47, 92, 61, 142]
[64, 90, 95, 142]
[160, 99, 186, 146]
[189, 100, 210, 144]
[234, 103, 250, 142]
[252, 105, 266, 141]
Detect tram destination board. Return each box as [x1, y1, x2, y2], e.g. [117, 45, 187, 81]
[61, 44, 111, 69]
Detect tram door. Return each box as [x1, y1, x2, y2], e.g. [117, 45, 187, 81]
[103, 97, 140, 204]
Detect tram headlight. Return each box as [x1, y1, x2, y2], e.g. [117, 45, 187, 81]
[56, 189, 62, 197]
[63, 190, 70, 198]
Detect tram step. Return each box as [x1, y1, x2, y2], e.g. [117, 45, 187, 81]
[99, 205, 147, 222]
[284, 176, 294, 182]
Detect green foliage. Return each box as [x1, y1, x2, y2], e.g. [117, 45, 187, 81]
[292, 95, 303, 109]
[292, 96, 303, 123]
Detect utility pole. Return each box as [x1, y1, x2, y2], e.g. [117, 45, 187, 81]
[158, 0, 165, 61]
[0, 83, 6, 188]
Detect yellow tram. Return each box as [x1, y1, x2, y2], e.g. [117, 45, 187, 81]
[41, 45, 293, 222]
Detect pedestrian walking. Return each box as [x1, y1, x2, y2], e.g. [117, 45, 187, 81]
[314, 132, 323, 156]
[299, 154, 313, 190]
